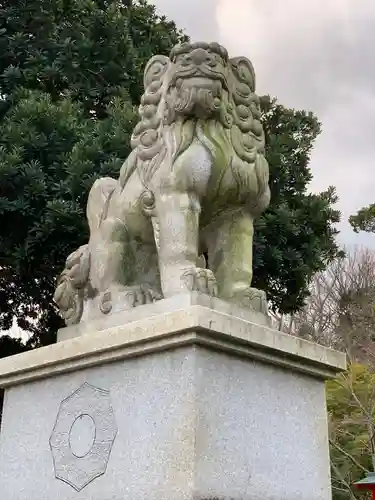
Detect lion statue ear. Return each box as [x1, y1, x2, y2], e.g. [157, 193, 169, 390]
[229, 56, 256, 92]
[143, 54, 171, 90]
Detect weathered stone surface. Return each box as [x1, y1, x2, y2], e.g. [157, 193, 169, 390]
[53, 41, 271, 325]
[0, 300, 345, 388]
[0, 302, 346, 499]
[0, 346, 343, 500]
[57, 291, 272, 342]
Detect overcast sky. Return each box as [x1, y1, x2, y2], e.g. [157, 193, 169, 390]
[152, 0, 375, 249]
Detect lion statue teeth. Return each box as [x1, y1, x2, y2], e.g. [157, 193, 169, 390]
[54, 41, 271, 325]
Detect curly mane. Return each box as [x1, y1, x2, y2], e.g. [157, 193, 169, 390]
[130, 54, 171, 186]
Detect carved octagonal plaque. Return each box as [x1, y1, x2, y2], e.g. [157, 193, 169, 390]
[49, 382, 117, 491]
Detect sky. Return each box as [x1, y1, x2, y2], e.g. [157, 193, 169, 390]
[152, 0, 375, 249]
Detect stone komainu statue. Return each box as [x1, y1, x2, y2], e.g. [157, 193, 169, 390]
[54, 41, 271, 325]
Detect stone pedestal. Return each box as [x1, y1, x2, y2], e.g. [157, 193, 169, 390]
[0, 294, 346, 500]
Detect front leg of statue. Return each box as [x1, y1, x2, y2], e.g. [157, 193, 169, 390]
[207, 210, 268, 315]
[156, 190, 217, 298]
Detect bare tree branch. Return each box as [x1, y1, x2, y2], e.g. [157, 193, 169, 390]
[271, 246, 375, 362]
[329, 438, 369, 474]
[330, 459, 358, 500]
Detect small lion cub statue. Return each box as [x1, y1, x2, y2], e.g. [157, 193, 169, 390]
[54, 41, 271, 325]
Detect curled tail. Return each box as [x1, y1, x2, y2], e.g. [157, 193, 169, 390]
[54, 245, 90, 325]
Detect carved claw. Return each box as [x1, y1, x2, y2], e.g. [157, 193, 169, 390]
[99, 284, 162, 315]
[232, 287, 268, 315]
[182, 267, 218, 296]
[139, 285, 163, 305]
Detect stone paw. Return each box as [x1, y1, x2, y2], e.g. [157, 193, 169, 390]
[182, 267, 218, 296]
[99, 284, 162, 315]
[232, 287, 268, 315]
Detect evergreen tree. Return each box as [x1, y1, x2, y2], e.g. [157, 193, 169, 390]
[327, 364, 375, 500]
[350, 204, 375, 234]
[255, 97, 341, 314]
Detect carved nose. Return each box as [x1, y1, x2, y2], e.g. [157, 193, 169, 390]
[190, 48, 210, 66]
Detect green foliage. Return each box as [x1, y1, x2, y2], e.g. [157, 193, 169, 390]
[254, 96, 342, 313]
[327, 364, 375, 499]
[0, 0, 186, 351]
[0, 0, 186, 117]
[0, 2, 341, 353]
[0, 89, 137, 343]
[349, 204, 375, 234]
[0, 334, 27, 359]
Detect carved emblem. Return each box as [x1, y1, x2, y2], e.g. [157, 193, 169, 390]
[49, 382, 117, 491]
